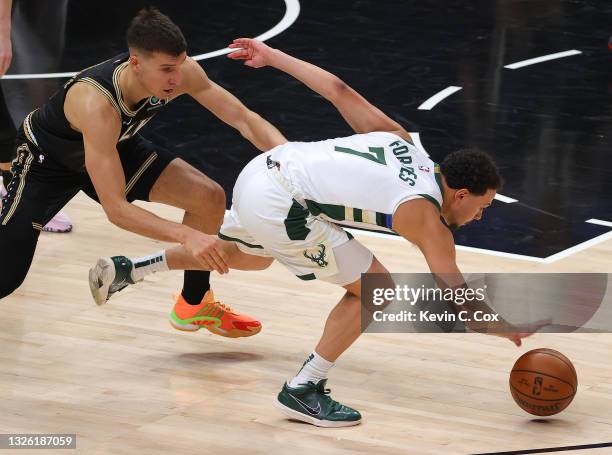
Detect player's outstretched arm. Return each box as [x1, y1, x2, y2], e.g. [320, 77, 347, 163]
[228, 38, 412, 141]
[393, 199, 545, 346]
[0, 0, 12, 75]
[183, 57, 287, 151]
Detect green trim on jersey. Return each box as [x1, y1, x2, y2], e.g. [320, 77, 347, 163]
[434, 164, 444, 197]
[418, 194, 442, 211]
[305, 200, 390, 229]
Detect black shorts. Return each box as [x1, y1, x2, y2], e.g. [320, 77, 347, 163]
[0, 130, 175, 229]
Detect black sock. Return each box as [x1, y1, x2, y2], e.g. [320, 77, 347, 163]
[1, 169, 12, 188]
[181, 270, 211, 305]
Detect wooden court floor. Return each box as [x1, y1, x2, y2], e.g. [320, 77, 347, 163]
[2, 193, 612, 454]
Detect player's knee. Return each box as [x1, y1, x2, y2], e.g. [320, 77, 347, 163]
[190, 178, 225, 214]
[207, 180, 226, 211]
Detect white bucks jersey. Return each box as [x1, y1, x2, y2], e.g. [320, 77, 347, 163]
[270, 131, 443, 233]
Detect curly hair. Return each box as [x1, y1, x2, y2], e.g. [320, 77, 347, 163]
[440, 149, 503, 195]
[127, 8, 187, 56]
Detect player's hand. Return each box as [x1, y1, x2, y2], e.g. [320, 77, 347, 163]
[183, 231, 229, 274]
[227, 38, 274, 68]
[468, 319, 552, 347]
[0, 35, 12, 76]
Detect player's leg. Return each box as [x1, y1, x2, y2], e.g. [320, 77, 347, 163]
[86, 137, 264, 337]
[86, 137, 219, 302]
[148, 156, 225, 306]
[0, 86, 16, 209]
[0, 141, 80, 299]
[274, 238, 388, 427]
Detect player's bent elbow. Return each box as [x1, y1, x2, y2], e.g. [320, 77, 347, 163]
[329, 77, 350, 102]
[102, 202, 125, 228]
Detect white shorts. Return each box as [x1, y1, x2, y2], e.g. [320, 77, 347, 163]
[220, 153, 373, 286]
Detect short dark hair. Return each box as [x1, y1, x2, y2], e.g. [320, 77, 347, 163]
[440, 149, 503, 195]
[126, 8, 187, 56]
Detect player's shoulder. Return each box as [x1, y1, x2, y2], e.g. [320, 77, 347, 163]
[178, 56, 210, 95]
[65, 82, 121, 132]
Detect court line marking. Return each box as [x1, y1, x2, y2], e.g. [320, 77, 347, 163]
[504, 49, 582, 70]
[542, 230, 612, 264]
[586, 218, 612, 228]
[191, 0, 300, 60]
[345, 226, 612, 264]
[417, 86, 462, 110]
[1, 0, 301, 80]
[345, 228, 547, 263]
[472, 440, 612, 455]
[494, 194, 518, 203]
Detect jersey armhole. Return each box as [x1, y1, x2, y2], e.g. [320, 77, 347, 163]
[392, 194, 441, 216]
[74, 78, 122, 116]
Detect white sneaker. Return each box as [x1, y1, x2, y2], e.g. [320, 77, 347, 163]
[42, 210, 73, 233]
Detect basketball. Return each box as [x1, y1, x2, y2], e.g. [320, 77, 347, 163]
[510, 348, 577, 416]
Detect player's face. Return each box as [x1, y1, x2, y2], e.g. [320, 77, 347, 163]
[134, 51, 187, 99]
[445, 188, 495, 229]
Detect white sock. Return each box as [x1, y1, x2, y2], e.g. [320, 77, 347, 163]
[288, 351, 334, 388]
[130, 251, 169, 282]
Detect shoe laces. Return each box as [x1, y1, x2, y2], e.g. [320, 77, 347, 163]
[307, 381, 344, 412]
[210, 300, 234, 314]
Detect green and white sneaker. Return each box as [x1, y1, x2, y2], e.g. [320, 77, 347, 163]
[275, 379, 362, 427]
[88, 256, 135, 305]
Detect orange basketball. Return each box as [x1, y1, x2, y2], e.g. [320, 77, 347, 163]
[509, 348, 577, 416]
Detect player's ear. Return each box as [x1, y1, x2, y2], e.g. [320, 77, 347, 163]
[455, 188, 469, 201]
[128, 54, 141, 71]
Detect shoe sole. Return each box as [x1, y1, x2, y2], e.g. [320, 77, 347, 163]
[274, 400, 361, 428]
[88, 258, 114, 306]
[169, 320, 262, 337]
[169, 319, 201, 332]
[207, 324, 262, 338]
[42, 225, 73, 233]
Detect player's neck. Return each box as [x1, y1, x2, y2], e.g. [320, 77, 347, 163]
[119, 65, 150, 110]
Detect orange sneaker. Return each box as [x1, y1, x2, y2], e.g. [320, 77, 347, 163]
[170, 289, 262, 338]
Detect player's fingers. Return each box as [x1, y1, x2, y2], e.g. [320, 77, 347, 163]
[208, 250, 228, 274]
[227, 49, 246, 57]
[214, 250, 230, 274]
[196, 255, 214, 272]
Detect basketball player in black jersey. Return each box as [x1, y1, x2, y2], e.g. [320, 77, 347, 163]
[0, 8, 287, 338]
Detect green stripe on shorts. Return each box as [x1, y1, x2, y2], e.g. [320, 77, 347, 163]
[218, 232, 264, 249]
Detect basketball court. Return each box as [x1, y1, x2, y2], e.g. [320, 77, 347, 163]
[1, 1, 611, 453]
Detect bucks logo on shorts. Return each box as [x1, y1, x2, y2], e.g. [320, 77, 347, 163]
[303, 244, 328, 268]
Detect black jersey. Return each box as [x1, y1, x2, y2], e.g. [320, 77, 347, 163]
[25, 52, 171, 172]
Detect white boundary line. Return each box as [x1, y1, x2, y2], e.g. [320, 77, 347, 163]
[586, 219, 612, 228]
[191, 0, 300, 60]
[2, 71, 77, 80]
[542, 230, 612, 263]
[347, 227, 547, 263]
[504, 49, 582, 70]
[494, 194, 518, 203]
[418, 86, 462, 110]
[346, 225, 612, 264]
[1, 0, 301, 80]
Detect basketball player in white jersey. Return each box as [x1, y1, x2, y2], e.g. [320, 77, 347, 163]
[92, 39, 541, 427]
